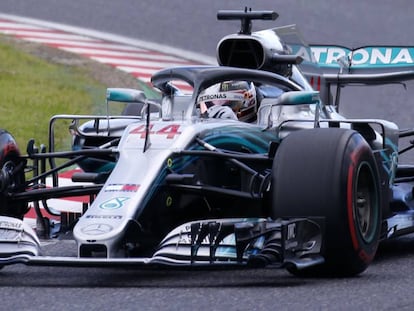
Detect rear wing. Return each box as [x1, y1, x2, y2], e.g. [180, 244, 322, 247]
[309, 46, 414, 106]
[308, 45, 414, 72]
[274, 25, 414, 105]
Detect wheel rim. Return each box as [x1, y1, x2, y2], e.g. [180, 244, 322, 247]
[354, 162, 378, 243]
[1, 161, 18, 190]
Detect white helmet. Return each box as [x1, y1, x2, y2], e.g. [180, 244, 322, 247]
[197, 81, 257, 122]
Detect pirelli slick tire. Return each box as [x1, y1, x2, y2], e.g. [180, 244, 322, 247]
[272, 128, 381, 277]
[0, 130, 27, 219]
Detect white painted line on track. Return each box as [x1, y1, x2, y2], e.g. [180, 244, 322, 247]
[117, 66, 166, 74]
[88, 52, 197, 63]
[17, 37, 143, 50]
[1, 30, 100, 41]
[88, 57, 193, 67]
[59, 47, 160, 57]
[0, 21, 46, 30]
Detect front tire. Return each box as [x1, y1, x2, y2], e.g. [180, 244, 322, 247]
[0, 130, 27, 219]
[272, 128, 381, 277]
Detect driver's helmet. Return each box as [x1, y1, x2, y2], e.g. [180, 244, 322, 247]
[197, 80, 257, 122]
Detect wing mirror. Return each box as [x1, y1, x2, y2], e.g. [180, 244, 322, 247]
[106, 88, 146, 103]
[275, 91, 320, 106]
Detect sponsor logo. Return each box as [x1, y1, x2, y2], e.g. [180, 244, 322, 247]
[81, 223, 113, 235]
[312, 46, 414, 67]
[85, 215, 123, 220]
[292, 45, 414, 68]
[0, 220, 22, 230]
[105, 184, 140, 192]
[198, 93, 227, 102]
[99, 197, 129, 210]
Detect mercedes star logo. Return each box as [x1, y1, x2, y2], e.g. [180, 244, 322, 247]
[81, 223, 113, 235]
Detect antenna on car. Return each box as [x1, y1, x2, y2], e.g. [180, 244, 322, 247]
[217, 7, 278, 35]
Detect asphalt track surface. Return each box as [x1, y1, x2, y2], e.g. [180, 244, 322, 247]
[0, 1, 414, 310]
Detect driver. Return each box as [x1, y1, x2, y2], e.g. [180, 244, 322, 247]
[197, 80, 257, 122]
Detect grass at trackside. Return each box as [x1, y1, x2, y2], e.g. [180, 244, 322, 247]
[0, 39, 107, 151]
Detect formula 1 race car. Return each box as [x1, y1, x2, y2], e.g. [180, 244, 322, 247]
[0, 9, 413, 278]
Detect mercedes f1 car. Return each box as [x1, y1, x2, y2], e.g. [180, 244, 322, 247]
[0, 9, 413, 277]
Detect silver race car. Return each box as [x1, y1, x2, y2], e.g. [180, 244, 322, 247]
[0, 9, 413, 277]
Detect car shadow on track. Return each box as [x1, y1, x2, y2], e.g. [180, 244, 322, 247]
[0, 265, 317, 288]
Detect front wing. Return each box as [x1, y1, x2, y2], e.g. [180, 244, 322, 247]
[0, 216, 323, 270]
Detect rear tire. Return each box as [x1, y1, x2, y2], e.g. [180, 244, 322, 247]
[272, 128, 381, 277]
[0, 130, 27, 219]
